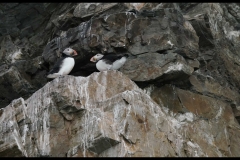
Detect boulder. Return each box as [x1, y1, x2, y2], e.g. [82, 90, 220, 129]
[1, 71, 240, 157]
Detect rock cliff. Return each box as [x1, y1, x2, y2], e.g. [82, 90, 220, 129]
[0, 3, 240, 157]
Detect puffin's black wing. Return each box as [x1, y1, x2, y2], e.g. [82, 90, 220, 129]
[102, 54, 128, 65]
[47, 57, 65, 74]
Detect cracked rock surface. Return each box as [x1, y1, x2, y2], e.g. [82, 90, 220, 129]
[1, 3, 240, 157]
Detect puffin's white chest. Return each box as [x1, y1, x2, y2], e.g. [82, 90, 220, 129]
[59, 57, 75, 75]
[96, 57, 127, 71]
[96, 60, 112, 71]
[111, 57, 127, 70]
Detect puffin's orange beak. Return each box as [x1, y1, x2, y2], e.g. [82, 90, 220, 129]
[72, 50, 78, 56]
[90, 57, 96, 62]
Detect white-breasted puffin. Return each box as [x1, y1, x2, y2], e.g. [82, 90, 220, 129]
[90, 53, 129, 71]
[47, 48, 78, 79]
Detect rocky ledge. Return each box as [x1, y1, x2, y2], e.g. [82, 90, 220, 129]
[0, 71, 239, 157]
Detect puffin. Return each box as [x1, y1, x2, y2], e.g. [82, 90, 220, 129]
[47, 48, 78, 79]
[90, 53, 129, 71]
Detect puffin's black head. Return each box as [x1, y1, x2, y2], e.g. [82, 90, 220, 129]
[63, 48, 78, 56]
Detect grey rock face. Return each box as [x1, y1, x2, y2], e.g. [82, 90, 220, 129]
[0, 3, 77, 108]
[1, 2, 240, 157]
[119, 52, 194, 82]
[1, 71, 240, 157]
[42, 7, 199, 83]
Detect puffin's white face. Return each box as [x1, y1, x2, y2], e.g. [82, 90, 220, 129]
[63, 48, 78, 56]
[90, 54, 104, 62]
